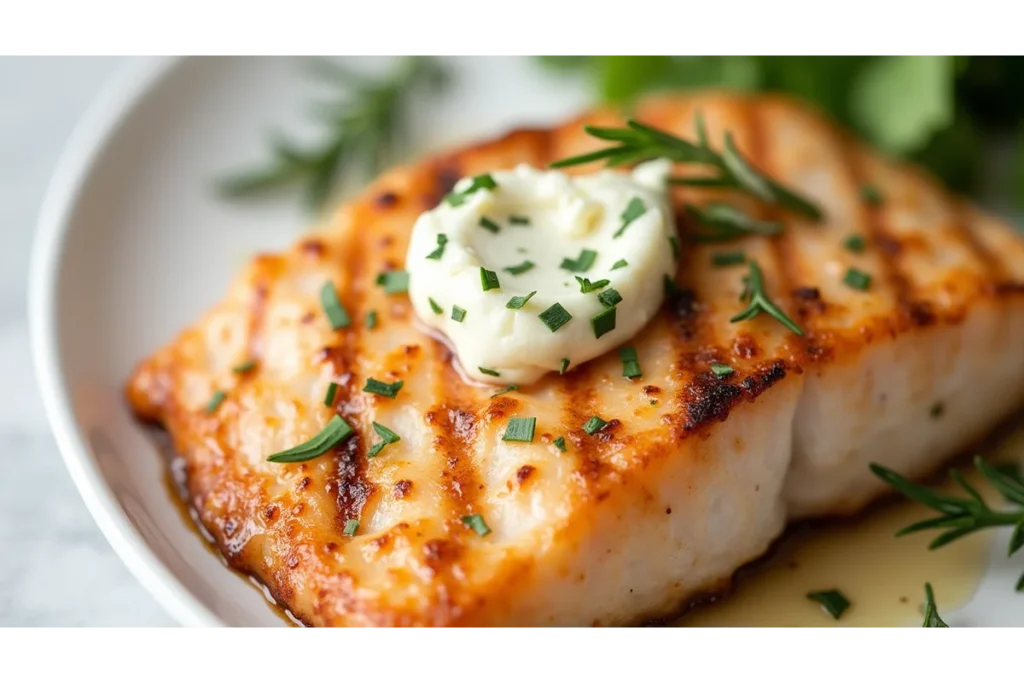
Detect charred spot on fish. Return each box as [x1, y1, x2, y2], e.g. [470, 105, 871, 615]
[299, 239, 325, 258]
[378, 235, 394, 248]
[682, 374, 743, 431]
[485, 396, 519, 420]
[906, 301, 936, 326]
[995, 281, 1024, 296]
[805, 342, 833, 362]
[792, 286, 826, 317]
[793, 286, 820, 301]
[877, 236, 902, 255]
[393, 479, 413, 499]
[300, 311, 316, 324]
[423, 538, 458, 565]
[263, 504, 279, 522]
[323, 542, 337, 553]
[642, 385, 662, 396]
[516, 465, 536, 485]
[296, 476, 311, 492]
[374, 191, 399, 209]
[732, 334, 759, 359]
[224, 518, 238, 537]
[333, 441, 374, 533]
[424, 162, 462, 206]
[666, 507, 672, 515]
[286, 554, 300, 569]
[738, 360, 787, 399]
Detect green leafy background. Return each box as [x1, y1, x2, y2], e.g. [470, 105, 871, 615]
[536, 56, 1024, 202]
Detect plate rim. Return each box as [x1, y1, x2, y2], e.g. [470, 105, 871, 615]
[28, 55, 223, 628]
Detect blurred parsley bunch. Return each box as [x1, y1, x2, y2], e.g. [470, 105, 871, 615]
[537, 56, 1024, 202]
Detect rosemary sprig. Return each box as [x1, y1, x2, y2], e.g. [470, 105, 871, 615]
[871, 456, 1024, 591]
[730, 260, 804, 336]
[922, 583, 948, 627]
[685, 202, 783, 242]
[550, 116, 823, 221]
[218, 57, 447, 210]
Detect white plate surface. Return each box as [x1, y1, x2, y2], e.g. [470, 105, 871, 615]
[30, 56, 1022, 626]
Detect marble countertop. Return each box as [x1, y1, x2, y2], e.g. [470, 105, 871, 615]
[0, 57, 172, 626]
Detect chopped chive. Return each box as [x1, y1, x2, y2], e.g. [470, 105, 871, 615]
[669, 234, 680, 260]
[807, 589, 851, 620]
[478, 367, 501, 377]
[490, 384, 518, 398]
[343, 519, 359, 536]
[710, 362, 734, 378]
[591, 306, 617, 339]
[365, 310, 378, 329]
[539, 303, 572, 332]
[362, 377, 404, 398]
[205, 390, 226, 414]
[266, 414, 355, 463]
[320, 282, 351, 330]
[614, 197, 647, 238]
[480, 267, 501, 291]
[553, 436, 567, 452]
[509, 215, 531, 225]
[611, 259, 628, 270]
[426, 234, 448, 260]
[232, 360, 256, 373]
[461, 513, 491, 537]
[504, 260, 535, 275]
[843, 267, 871, 291]
[479, 216, 500, 233]
[502, 416, 537, 443]
[597, 288, 622, 308]
[575, 276, 610, 293]
[560, 249, 598, 273]
[582, 415, 608, 435]
[559, 358, 570, 374]
[376, 270, 409, 294]
[445, 174, 497, 206]
[323, 382, 339, 407]
[451, 305, 467, 322]
[367, 421, 400, 458]
[619, 346, 642, 379]
[428, 297, 443, 314]
[444, 192, 467, 207]
[712, 251, 745, 267]
[930, 402, 945, 419]
[663, 274, 680, 298]
[860, 184, 884, 206]
[843, 234, 866, 253]
[506, 291, 537, 309]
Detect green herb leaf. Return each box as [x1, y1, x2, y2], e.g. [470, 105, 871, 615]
[582, 415, 608, 435]
[426, 234, 449, 260]
[686, 203, 783, 242]
[615, 197, 647, 237]
[619, 346, 642, 379]
[860, 184, 885, 206]
[504, 260, 535, 275]
[598, 288, 622, 308]
[478, 366, 501, 377]
[539, 303, 573, 332]
[509, 215, 531, 225]
[320, 282, 351, 330]
[376, 270, 409, 294]
[323, 382, 339, 407]
[479, 216, 500, 233]
[480, 268, 501, 291]
[362, 377, 404, 398]
[365, 309, 378, 329]
[553, 436, 567, 452]
[710, 363, 734, 378]
[367, 421, 400, 458]
[730, 260, 804, 336]
[490, 385, 518, 398]
[669, 234, 680, 260]
[843, 267, 872, 291]
[446, 173, 498, 206]
[559, 358, 570, 375]
[428, 297, 443, 314]
[560, 249, 598, 273]
[590, 306, 617, 339]
[206, 390, 227, 414]
[712, 251, 746, 267]
[506, 291, 537, 309]
[807, 589, 851, 620]
[922, 583, 949, 627]
[611, 259, 629, 270]
[451, 305, 467, 322]
[266, 414, 355, 463]
[461, 513, 491, 537]
[502, 417, 537, 443]
[232, 360, 256, 374]
[343, 519, 359, 536]
[575, 276, 610, 293]
[843, 235, 867, 253]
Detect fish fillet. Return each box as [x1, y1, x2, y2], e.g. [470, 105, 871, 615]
[127, 93, 1024, 626]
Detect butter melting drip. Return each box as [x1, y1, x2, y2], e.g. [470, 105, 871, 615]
[678, 425, 1024, 627]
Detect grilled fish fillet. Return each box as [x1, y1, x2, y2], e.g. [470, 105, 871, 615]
[127, 93, 1024, 626]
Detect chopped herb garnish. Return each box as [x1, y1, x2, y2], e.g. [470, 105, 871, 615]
[323, 382, 339, 407]
[619, 346, 642, 379]
[490, 384, 518, 398]
[597, 288, 622, 308]
[807, 589, 850, 620]
[206, 390, 226, 414]
[712, 251, 746, 267]
[367, 421, 400, 458]
[362, 377, 404, 398]
[506, 291, 537, 309]
[686, 202, 783, 242]
[591, 306, 617, 338]
[376, 270, 409, 294]
[445, 173, 497, 206]
[611, 259, 628, 270]
[844, 234, 867, 253]
[860, 184, 884, 206]
[504, 260, 535, 275]
[539, 303, 573, 332]
[559, 358, 570, 374]
[451, 305, 467, 322]
[232, 360, 256, 373]
[553, 436, 567, 452]
[480, 267, 501, 291]
[461, 513, 492, 537]
[343, 519, 359, 536]
[428, 297, 443, 314]
[582, 415, 608, 435]
[478, 366, 501, 377]
[509, 214, 531, 225]
[923, 583, 948, 627]
[426, 233, 448, 260]
[560, 249, 598, 273]
[365, 310, 378, 329]
[843, 267, 872, 291]
[320, 281, 351, 330]
[730, 260, 804, 336]
[930, 402, 945, 419]
[710, 362, 734, 378]
[502, 416, 537, 443]
[575, 276, 610, 293]
[669, 234, 680, 260]
[614, 197, 647, 238]
[479, 216, 500, 233]
[663, 274, 681, 298]
[266, 414, 355, 463]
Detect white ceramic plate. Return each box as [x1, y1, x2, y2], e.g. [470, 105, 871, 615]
[30, 56, 1023, 627]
